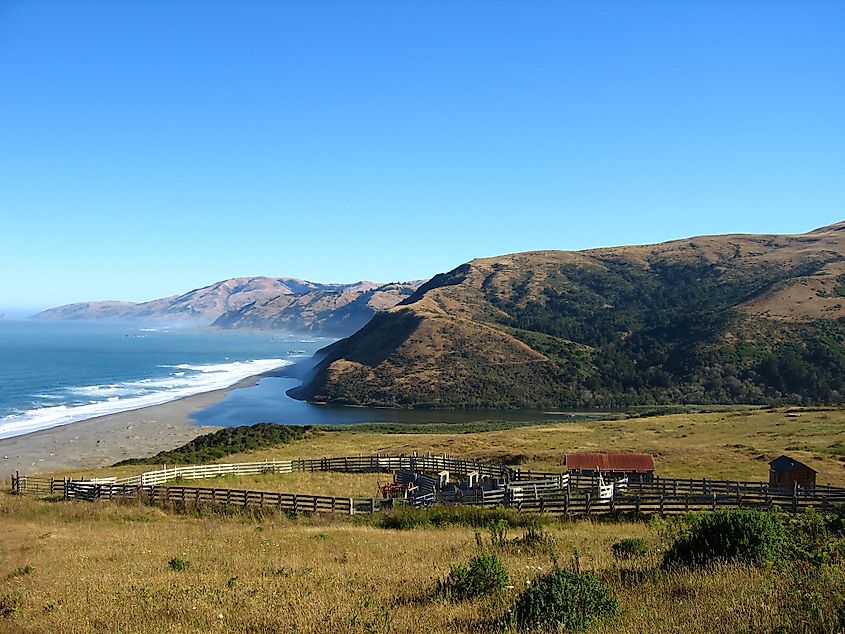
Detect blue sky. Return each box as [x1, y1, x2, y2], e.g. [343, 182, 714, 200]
[1, 1, 843, 313]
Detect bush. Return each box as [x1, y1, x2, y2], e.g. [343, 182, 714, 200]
[168, 557, 190, 571]
[436, 553, 509, 601]
[115, 423, 310, 466]
[612, 538, 649, 559]
[663, 509, 787, 568]
[508, 524, 557, 555]
[509, 569, 619, 631]
[0, 592, 24, 618]
[785, 507, 845, 565]
[9, 565, 34, 578]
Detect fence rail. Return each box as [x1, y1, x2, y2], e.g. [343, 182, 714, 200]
[64, 481, 393, 515]
[56, 481, 842, 517]
[11, 453, 845, 518]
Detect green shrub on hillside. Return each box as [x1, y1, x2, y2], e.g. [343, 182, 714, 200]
[663, 509, 787, 568]
[436, 553, 509, 601]
[114, 423, 310, 466]
[168, 557, 190, 572]
[785, 506, 845, 565]
[612, 538, 649, 559]
[508, 569, 619, 631]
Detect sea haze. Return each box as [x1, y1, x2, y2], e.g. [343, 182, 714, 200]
[0, 321, 329, 439]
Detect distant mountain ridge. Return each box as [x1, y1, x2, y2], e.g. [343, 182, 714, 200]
[292, 221, 845, 408]
[33, 276, 423, 336]
[212, 282, 422, 336]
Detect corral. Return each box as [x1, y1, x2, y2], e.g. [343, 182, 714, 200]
[12, 453, 845, 516]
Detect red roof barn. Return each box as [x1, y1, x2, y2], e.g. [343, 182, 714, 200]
[566, 453, 656, 482]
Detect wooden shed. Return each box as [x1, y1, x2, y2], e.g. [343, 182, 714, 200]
[769, 455, 816, 490]
[565, 453, 655, 483]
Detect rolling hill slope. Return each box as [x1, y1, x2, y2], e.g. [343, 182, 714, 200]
[293, 222, 845, 408]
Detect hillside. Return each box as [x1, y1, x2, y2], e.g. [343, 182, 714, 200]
[33, 277, 422, 335]
[212, 281, 422, 336]
[293, 222, 845, 408]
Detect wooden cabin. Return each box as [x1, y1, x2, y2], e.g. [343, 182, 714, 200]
[565, 453, 655, 483]
[769, 455, 816, 490]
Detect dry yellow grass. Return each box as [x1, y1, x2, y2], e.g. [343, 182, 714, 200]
[2, 407, 842, 632]
[180, 472, 386, 498]
[2, 493, 836, 634]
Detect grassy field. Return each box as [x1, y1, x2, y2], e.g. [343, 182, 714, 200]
[171, 471, 386, 498]
[1, 493, 840, 633]
[2, 407, 843, 632]
[218, 406, 845, 486]
[39, 406, 845, 487]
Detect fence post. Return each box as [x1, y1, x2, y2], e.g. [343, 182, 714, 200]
[660, 493, 665, 515]
[370, 498, 376, 514]
[63, 478, 69, 501]
[293, 494, 298, 515]
[348, 498, 354, 516]
[585, 492, 591, 516]
[14, 471, 20, 495]
[711, 492, 717, 512]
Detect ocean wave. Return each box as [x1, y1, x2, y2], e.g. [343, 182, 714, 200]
[0, 358, 290, 440]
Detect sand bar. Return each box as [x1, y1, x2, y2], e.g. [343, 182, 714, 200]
[0, 375, 264, 477]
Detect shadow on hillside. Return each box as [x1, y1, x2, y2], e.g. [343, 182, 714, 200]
[286, 309, 422, 401]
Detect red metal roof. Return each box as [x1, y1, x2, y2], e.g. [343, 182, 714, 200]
[566, 453, 655, 473]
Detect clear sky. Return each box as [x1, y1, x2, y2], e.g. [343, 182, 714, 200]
[1, 1, 843, 313]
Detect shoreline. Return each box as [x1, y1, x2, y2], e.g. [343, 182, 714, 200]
[0, 373, 267, 476]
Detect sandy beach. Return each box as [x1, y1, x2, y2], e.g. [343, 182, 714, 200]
[0, 375, 264, 477]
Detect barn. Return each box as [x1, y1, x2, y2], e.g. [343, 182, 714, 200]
[565, 453, 655, 483]
[769, 455, 816, 490]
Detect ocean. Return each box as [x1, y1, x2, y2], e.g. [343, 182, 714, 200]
[0, 320, 329, 439]
[0, 320, 587, 441]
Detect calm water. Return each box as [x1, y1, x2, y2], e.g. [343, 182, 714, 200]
[192, 375, 583, 427]
[0, 320, 330, 439]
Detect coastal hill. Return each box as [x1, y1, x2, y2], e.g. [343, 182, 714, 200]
[212, 281, 422, 336]
[33, 276, 422, 336]
[293, 222, 845, 408]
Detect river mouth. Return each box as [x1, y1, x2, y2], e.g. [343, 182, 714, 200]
[189, 375, 609, 427]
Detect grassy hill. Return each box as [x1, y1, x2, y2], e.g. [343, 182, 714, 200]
[293, 222, 845, 408]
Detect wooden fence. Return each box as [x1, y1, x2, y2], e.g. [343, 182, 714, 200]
[106, 455, 514, 488]
[55, 480, 843, 517]
[63, 481, 393, 515]
[10, 453, 845, 517]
